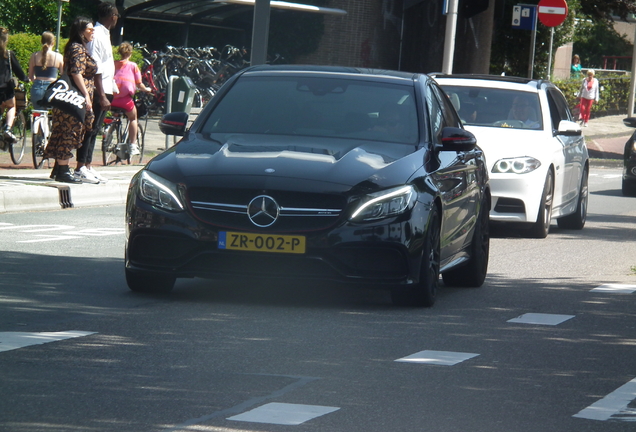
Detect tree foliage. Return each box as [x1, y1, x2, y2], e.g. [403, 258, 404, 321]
[491, 0, 635, 78]
[0, 0, 95, 39]
[573, 19, 633, 70]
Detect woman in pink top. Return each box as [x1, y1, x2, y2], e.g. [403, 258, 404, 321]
[112, 41, 150, 155]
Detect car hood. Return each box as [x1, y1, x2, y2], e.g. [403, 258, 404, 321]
[463, 125, 547, 167]
[147, 133, 424, 191]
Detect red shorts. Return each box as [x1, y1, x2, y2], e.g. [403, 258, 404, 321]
[111, 96, 135, 112]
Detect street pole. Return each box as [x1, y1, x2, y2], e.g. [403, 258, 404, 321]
[55, 0, 63, 52]
[547, 27, 554, 80]
[629, 25, 636, 116]
[55, 0, 69, 52]
[528, 8, 537, 79]
[442, 0, 459, 74]
[250, 0, 271, 66]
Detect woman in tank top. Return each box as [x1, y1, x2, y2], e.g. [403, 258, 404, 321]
[28, 31, 64, 110]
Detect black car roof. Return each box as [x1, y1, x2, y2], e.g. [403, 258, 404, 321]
[242, 64, 422, 82]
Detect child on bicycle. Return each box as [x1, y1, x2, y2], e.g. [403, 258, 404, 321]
[112, 41, 151, 156]
[0, 27, 29, 149]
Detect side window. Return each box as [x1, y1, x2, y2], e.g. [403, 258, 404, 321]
[546, 88, 571, 130]
[431, 84, 463, 128]
[426, 85, 446, 144]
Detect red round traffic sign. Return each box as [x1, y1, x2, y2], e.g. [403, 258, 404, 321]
[538, 0, 568, 27]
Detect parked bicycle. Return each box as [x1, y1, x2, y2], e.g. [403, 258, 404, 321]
[31, 109, 52, 169]
[0, 84, 27, 165]
[101, 107, 146, 166]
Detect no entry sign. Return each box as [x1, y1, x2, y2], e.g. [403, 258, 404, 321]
[538, 0, 568, 27]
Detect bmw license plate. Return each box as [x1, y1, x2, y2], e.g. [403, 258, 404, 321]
[219, 231, 306, 254]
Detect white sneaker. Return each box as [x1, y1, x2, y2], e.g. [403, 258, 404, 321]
[129, 144, 141, 156]
[73, 166, 100, 184]
[88, 166, 108, 183]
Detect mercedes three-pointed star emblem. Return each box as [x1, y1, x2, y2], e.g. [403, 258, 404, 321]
[247, 195, 280, 227]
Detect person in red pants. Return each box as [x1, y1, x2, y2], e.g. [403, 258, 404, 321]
[577, 69, 599, 127]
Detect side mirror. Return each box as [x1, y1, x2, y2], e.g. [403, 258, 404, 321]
[623, 117, 636, 128]
[440, 127, 477, 152]
[159, 112, 189, 136]
[557, 120, 582, 137]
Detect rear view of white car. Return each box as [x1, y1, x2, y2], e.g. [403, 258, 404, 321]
[435, 75, 589, 238]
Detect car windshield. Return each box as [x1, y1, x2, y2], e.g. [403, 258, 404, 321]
[201, 75, 419, 144]
[441, 85, 543, 130]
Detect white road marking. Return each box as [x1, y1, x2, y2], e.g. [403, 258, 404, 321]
[227, 402, 340, 425]
[395, 350, 479, 366]
[591, 284, 636, 294]
[0, 223, 125, 243]
[507, 313, 574, 326]
[17, 235, 84, 243]
[0, 331, 96, 352]
[0, 224, 73, 232]
[573, 378, 636, 421]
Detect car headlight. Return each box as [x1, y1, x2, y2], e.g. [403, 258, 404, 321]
[350, 185, 416, 221]
[492, 157, 541, 174]
[137, 170, 185, 212]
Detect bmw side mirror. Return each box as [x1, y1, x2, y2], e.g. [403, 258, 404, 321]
[440, 127, 477, 152]
[159, 112, 189, 136]
[623, 117, 636, 128]
[557, 120, 582, 137]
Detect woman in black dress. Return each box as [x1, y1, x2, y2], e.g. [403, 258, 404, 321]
[44, 16, 97, 183]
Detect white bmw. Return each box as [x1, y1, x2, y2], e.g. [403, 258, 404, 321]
[436, 75, 589, 238]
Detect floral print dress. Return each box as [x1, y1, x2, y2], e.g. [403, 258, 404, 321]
[44, 42, 97, 161]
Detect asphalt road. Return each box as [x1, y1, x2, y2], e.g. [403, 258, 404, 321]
[0, 166, 634, 432]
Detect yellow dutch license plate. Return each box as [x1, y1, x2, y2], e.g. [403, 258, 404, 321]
[219, 231, 306, 254]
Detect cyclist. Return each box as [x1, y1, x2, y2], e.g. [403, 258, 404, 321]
[0, 27, 29, 149]
[112, 41, 151, 156]
[28, 31, 64, 110]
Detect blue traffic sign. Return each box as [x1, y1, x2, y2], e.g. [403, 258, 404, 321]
[512, 5, 536, 30]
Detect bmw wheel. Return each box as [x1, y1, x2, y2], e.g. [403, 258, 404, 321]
[557, 167, 588, 229]
[529, 170, 554, 238]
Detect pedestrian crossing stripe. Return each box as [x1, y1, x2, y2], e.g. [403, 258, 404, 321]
[227, 403, 340, 425]
[0, 331, 96, 352]
[591, 284, 636, 294]
[395, 350, 479, 366]
[507, 313, 574, 326]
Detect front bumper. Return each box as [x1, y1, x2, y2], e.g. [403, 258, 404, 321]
[125, 197, 429, 286]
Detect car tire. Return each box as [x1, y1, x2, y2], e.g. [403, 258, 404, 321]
[442, 198, 489, 287]
[126, 268, 176, 293]
[622, 178, 636, 197]
[391, 206, 440, 307]
[529, 170, 554, 238]
[557, 167, 588, 229]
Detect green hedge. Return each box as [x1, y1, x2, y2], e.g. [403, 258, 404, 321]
[553, 75, 631, 118]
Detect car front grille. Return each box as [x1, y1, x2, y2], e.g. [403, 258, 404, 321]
[187, 187, 346, 232]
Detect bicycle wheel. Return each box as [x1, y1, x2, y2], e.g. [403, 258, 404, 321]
[134, 122, 145, 164]
[9, 111, 26, 165]
[102, 121, 121, 166]
[31, 119, 46, 169]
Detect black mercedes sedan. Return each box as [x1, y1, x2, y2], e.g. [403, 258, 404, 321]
[622, 117, 636, 196]
[125, 65, 491, 307]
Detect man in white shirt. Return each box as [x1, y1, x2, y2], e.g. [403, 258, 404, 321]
[75, 1, 118, 184]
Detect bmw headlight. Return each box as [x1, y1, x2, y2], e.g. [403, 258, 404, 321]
[350, 185, 416, 221]
[492, 157, 541, 174]
[137, 170, 185, 212]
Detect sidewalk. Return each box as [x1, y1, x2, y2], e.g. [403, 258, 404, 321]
[0, 115, 171, 213]
[0, 112, 632, 213]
